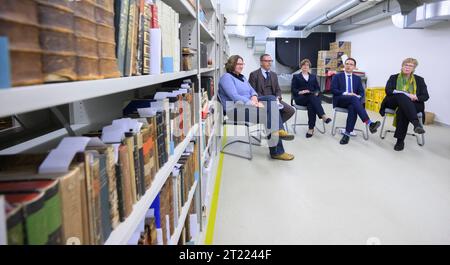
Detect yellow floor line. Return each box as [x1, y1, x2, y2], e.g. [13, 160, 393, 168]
[204, 127, 227, 245]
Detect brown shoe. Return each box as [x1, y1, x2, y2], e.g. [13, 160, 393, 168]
[271, 152, 295, 161]
[274, 130, 295, 141]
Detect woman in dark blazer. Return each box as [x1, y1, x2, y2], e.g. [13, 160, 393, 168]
[380, 57, 429, 151]
[291, 59, 331, 138]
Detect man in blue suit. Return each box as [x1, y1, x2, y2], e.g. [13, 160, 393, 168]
[331, 58, 381, 144]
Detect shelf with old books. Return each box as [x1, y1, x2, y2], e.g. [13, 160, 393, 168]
[0, 80, 199, 245]
[105, 123, 198, 245]
[134, 138, 201, 245]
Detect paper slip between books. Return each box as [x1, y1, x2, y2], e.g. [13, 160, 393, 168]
[138, 107, 158, 118]
[112, 118, 143, 134]
[56, 137, 91, 153]
[39, 149, 76, 173]
[101, 125, 125, 144]
[39, 137, 94, 173]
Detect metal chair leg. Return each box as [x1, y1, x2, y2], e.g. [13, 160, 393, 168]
[316, 119, 326, 134]
[363, 123, 369, 140]
[247, 125, 253, 160]
[380, 115, 387, 139]
[293, 110, 298, 134]
[331, 110, 337, 136]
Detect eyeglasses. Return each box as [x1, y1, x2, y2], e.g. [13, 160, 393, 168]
[236, 63, 245, 66]
[261, 60, 273, 62]
[403, 64, 415, 68]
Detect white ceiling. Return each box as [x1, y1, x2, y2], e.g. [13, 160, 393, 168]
[219, 0, 351, 27]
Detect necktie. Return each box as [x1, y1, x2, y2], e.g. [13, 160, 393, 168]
[347, 75, 352, 93]
[266, 71, 271, 80]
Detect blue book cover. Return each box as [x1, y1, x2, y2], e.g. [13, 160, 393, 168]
[0, 37, 11, 89]
[162, 57, 174, 73]
[150, 194, 161, 228]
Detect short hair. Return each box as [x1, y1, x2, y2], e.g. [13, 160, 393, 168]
[402, 58, 418, 68]
[225, 55, 243, 73]
[300, 59, 311, 67]
[345, 57, 357, 65]
[260, 54, 271, 61]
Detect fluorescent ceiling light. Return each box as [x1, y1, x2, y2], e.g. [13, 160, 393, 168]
[238, 0, 252, 15]
[283, 0, 321, 26]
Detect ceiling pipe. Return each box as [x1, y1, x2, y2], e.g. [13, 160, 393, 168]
[303, 0, 367, 31]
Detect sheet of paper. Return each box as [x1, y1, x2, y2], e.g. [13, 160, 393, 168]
[38, 148, 77, 173]
[56, 137, 91, 153]
[102, 125, 125, 143]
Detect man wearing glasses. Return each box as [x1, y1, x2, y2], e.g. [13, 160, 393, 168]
[331, 57, 381, 145]
[249, 54, 295, 128]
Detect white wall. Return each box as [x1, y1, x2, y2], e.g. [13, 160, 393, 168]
[229, 36, 261, 78]
[337, 18, 450, 125]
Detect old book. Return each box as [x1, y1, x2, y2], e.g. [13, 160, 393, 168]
[38, 3, 77, 82]
[124, 133, 137, 204]
[137, 132, 146, 196]
[0, 154, 86, 245]
[124, 0, 138, 76]
[93, 153, 112, 243]
[5, 202, 25, 245]
[118, 144, 133, 218]
[88, 145, 120, 229]
[0, 0, 43, 86]
[130, 132, 142, 200]
[0, 180, 63, 245]
[115, 0, 130, 76]
[141, 127, 153, 190]
[3, 192, 47, 245]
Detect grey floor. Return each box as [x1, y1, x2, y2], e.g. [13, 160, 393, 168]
[213, 93, 450, 245]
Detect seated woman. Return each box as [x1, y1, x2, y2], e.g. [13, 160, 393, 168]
[291, 59, 332, 138]
[380, 58, 429, 151]
[218, 55, 295, 161]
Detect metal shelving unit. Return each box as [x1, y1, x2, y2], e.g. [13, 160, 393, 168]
[0, 0, 227, 246]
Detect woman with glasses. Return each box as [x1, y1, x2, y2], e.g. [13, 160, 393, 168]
[218, 55, 295, 161]
[379, 58, 429, 151]
[291, 59, 332, 138]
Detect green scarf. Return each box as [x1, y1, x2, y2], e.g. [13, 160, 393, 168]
[393, 73, 417, 127]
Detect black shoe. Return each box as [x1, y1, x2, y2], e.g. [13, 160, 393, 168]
[340, 134, 350, 145]
[369, 121, 381, 134]
[306, 132, 313, 138]
[324, 118, 332, 124]
[414, 126, 425, 134]
[394, 140, 405, 151]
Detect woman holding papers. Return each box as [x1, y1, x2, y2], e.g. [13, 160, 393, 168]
[291, 59, 331, 138]
[380, 58, 429, 151]
[218, 55, 295, 161]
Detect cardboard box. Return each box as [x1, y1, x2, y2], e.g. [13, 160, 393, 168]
[318, 50, 337, 59]
[330, 41, 351, 51]
[425, 111, 435, 125]
[317, 58, 337, 68]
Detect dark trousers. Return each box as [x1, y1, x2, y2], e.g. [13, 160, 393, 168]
[335, 96, 370, 133]
[381, 94, 424, 140]
[295, 94, 326, 129]
[279, 100, 295, 123]
[228, 95, 285, 156]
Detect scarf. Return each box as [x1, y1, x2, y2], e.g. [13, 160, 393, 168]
[393, 73, 417, 126]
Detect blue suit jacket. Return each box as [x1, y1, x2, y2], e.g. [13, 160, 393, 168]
[331, 72, 365, 107]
